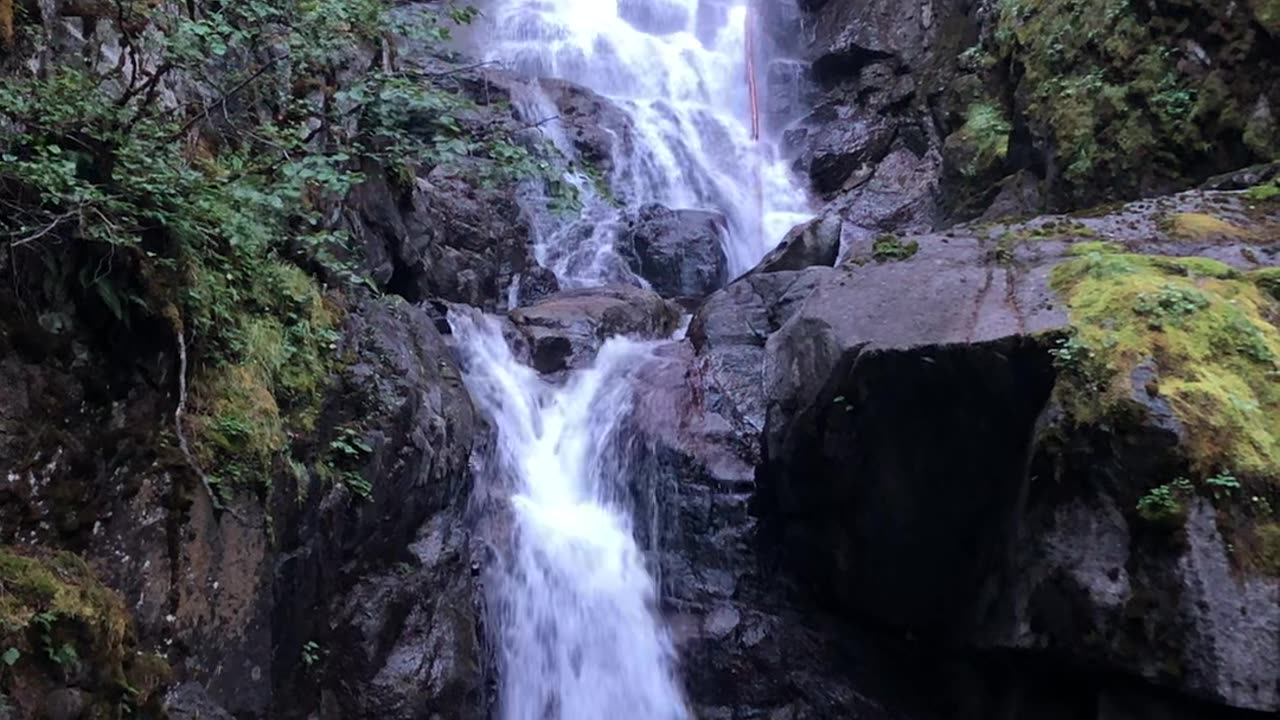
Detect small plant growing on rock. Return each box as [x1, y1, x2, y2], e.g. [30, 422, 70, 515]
[1203, 470, 1241, 501]
[1133, 284, 1209, 328]
[1136, 477, 1194, 524]
[302, 641, 323, 669]
[871, 235, 920, 263]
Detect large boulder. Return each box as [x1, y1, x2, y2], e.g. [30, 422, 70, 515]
[508, 284, 682, 373]
[616, 204, 730, 300]
[687, 189, 1280, 713]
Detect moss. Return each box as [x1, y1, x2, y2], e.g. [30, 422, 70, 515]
[871, 234, 920, 262]
[1050, 251, 1280, 481]
[1068, 240, 1125, 256]
[188, 260, 342, 496]
[1161, 212, 1254, 240]
[1250, 0, 1280, 34]
[1243, 179, 1280, 203]
[954, 102, 1011, 177]
[1256, 522, 1280, 575]
[992, 0, 1262, 202]
[0, 547, 169, 715]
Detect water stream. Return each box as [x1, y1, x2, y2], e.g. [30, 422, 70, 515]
[449, 1, 810, 717]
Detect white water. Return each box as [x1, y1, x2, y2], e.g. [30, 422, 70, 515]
[449, 1, 812, 717]
[481, 0, 812, 281]
[450, 311, 687, 720]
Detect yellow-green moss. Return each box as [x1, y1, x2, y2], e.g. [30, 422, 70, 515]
[0, 547, 169, 714]
[1050, 251, 1280, 481]
[0, 548, 127, 645]
[1068, 240, 1124, 256]
[1162, 212, 1255, 240]
[1250, 0, 1280, 34]
[993, 0, 1270, 200]
[189, 260, 343, 494]
[1256, 522, 1280, 575]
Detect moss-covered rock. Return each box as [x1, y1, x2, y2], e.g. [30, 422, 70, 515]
[976, 0, 1280, 209]
[1049, 249, 1280, 480]
[0, 547, 169, 717]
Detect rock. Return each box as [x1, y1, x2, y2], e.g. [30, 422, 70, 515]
[979, 170, 1045, 222]
[165, 683, 235, 720]
[536, 78, 637, 182]
[41, 687, 88, 720]
[508, 284, 682, 373]
[685, 189, 1280, 713]
[793, 109, 895, 197]
[616, 204, 729, 299]
[346, 162, 535, 311]
[271, 296, 481, 718]
[753, 213, 841, 273]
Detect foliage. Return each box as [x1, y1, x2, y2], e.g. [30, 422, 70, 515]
[301, 640, 322, 668]
[954, 102, 1011, 177]
[1050, 249, 1280, 483]
[1243, 179, 1280, 203]
[871, 234, 920, 262]
[1136, 477, 1194, 524]
[1, 0, 542, 504]
[991, 0, 1275, 200]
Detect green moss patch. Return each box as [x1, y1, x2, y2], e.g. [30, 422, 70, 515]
[1, 547, 169, 714]
[188, 260, 343, 496]
[993, 0, 1276, 201]
[871, 234, 920, 262]
[1050, 251, 1280, 479]
[1161, 212, 1256, 240]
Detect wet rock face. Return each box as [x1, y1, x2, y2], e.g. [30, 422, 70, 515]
[271, 297, 481, 719]
[616, 204, 730, 300]
[753, 212, 842, 272]
[346, 161, 535, 311]
[508, 284, 682, 373]
[679, 190, 1280, 715]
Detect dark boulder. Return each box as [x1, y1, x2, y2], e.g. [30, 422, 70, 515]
[616, 204, 730, 299]
[686, 190, 1280, 713]
[346, 163, 535, 311]
[753, 213, 842, 273]
[508, 284, 682, 373]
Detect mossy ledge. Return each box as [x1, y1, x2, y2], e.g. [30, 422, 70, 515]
[0, 546, 170, 716]
[1047, 246, 1280, 573]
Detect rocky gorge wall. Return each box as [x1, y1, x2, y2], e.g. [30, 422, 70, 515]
[1, 1, 1279, 719]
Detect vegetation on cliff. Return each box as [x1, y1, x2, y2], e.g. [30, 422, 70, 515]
[955, 0, 1279, 207]
[0, 547, 169, 717]
[1049, 241, 1280, 572]
[0, 0, 542, 505]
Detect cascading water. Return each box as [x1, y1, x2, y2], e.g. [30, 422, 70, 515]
[448, 1, 810, 717]
[450, 311, 687, 719]
[481, 0, 812, 282]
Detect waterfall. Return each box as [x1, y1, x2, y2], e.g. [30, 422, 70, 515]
[481, 0, 811, 282]
[450, 311, 686, 720]
[448, 1, 810, 717]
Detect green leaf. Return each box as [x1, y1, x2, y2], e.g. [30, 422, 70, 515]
[2, 647, 20, 666]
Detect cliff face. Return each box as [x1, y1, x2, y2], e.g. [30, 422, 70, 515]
[2, 1, 1279, 719]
